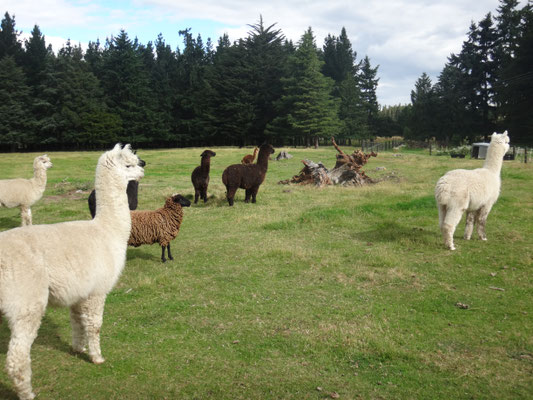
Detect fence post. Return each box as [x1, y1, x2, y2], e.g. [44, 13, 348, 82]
[525, 147, 528, 164]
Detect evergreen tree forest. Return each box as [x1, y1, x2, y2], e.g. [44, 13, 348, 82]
[394, 0, 533, 145]
[0, 14, 378, 151]
[1, 0, 532, 152]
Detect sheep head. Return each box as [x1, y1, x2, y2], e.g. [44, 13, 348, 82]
[165, 194, 191, 209]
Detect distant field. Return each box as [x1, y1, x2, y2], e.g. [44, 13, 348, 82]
[0, 145, 531, 399]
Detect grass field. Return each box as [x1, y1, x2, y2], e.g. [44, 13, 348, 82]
[0, 145, 531, 399]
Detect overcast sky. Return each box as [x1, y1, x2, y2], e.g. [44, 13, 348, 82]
[3, 0, 510, 105]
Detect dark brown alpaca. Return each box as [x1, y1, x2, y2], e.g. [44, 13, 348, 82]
[241, 147, 258, 164]
[191, 150, 216, 204]
[222, 143, 275, 206]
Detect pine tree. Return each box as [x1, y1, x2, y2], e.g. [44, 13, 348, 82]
[0, 56, 33, 150]
[271, 28, 339, 147]
[359, 55, 380, 136]
[0, 12, 23, 61]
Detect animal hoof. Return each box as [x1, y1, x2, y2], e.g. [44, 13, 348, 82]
[91, 355, 105, 364]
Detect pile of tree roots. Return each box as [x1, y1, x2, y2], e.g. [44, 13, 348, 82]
[278, 137, 377, 187]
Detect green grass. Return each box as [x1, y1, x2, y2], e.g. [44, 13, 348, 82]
[0, 146, 531, 399]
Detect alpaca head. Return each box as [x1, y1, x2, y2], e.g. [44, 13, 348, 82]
[34, 155, 53, 170]
[98, 144, 145, 189]
[490, 130, 510, 153]
[259, 143, 275, 156]
[201, 150, 216, 158]
[165, 194, 192, 209]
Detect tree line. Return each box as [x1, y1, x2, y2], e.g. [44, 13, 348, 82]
[395, 0, 533, 145]
[0, 13, 381, 151]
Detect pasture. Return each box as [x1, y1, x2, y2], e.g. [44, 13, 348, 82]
[0, 145, 531, 399]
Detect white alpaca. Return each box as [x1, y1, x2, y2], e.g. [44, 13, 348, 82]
[0, 155, 53, 226]
[0, 144, 144, 400]
[435, 131, 510, 250]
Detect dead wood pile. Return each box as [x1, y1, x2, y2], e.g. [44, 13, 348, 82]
[278, 137, 377, 187]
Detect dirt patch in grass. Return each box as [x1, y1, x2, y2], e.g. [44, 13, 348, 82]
[44, 190, 90, 203]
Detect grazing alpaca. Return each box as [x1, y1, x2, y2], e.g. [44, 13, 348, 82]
[435, 131, 510, 250]
[0, 144, 144, 400]
[191, 150, 216, 204]
[0, 155, 53, 226]
[128, 194, 191, 262]
[241, 147, 258, 164]
[222, 143, 275, 206]
[88, 155, 146, 218]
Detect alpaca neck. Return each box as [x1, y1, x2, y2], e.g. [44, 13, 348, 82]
[93, 169, 131, 237]
[200, 157, 211, 173]
[483, 144, 505, 174]
[31, 166, 47, 188]
[256, 149, 270, 171]
[252, 148, 258, 160]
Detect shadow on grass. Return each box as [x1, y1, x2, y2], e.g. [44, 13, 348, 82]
[357, 220, 436, 245]
[0, 216, 20, 231]
[126, 247, 159, 261]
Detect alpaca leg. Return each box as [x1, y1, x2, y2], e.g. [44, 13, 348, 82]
[437, 204, 446, 231]
[76, 295, 107, 364]
[464, 211, 475, 240]
[20, 206, 32, 226]
[244, 189, 252, 203]
[442, 207, 464, 250]
[476, 205, 493, 241]
[6, 306, 45, 400]
[226, 187, 237, 206]
[70, 303, 87, 353]
[251, 187, 259, 203]
[194, 189, 199, 204]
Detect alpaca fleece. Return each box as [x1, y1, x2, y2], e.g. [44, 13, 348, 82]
[191, 150, 216, 204]
[0, 144, 144, 400]
[128, 194, 191, 262]
[0, 155, 52, 226]
[222, 143, 275, 206]
[435, 131, 510, 250]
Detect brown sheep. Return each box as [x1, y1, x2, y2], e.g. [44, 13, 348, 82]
[241, 147, 258, 164]
[191, 150, 216, 204]
[128, 194, 191, 262]
[222, 143, 275, 206]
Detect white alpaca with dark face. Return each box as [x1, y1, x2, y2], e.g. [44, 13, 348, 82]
[0, 155, 53, 226]
[435, 131, 510, 250]
[0, 144, 144, 400]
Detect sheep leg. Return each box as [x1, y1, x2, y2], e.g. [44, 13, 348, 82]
[75, 295, 107, 364]
[476, 205, 492, 241]
[464, 211, 476, 240]
[442, 207, 464, 250]
[20, 206, 32, 226]
[6, 306, 45, 400]
[166, 245, 173, 261]
[161, 246, 167, 262]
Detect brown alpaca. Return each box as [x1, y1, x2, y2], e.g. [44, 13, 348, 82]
[191, 150, 216, 204]
[222, 143, 275, 206]
[241, 147, 258, 164]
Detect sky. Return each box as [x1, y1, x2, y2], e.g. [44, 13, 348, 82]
[2, 0, 511, 106]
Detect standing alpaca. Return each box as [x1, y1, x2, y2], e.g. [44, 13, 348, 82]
[191, 150, 216, 204]
[0, 155, 53, 226]
[222, 143, 275, 206]
[435, 131, 510, 250]
[241, 147, 258, 164]
[0, 144, 144, 399]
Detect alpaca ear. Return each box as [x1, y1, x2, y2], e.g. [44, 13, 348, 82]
[112, 143, 122, 152]
[503, 130, 508, 137]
